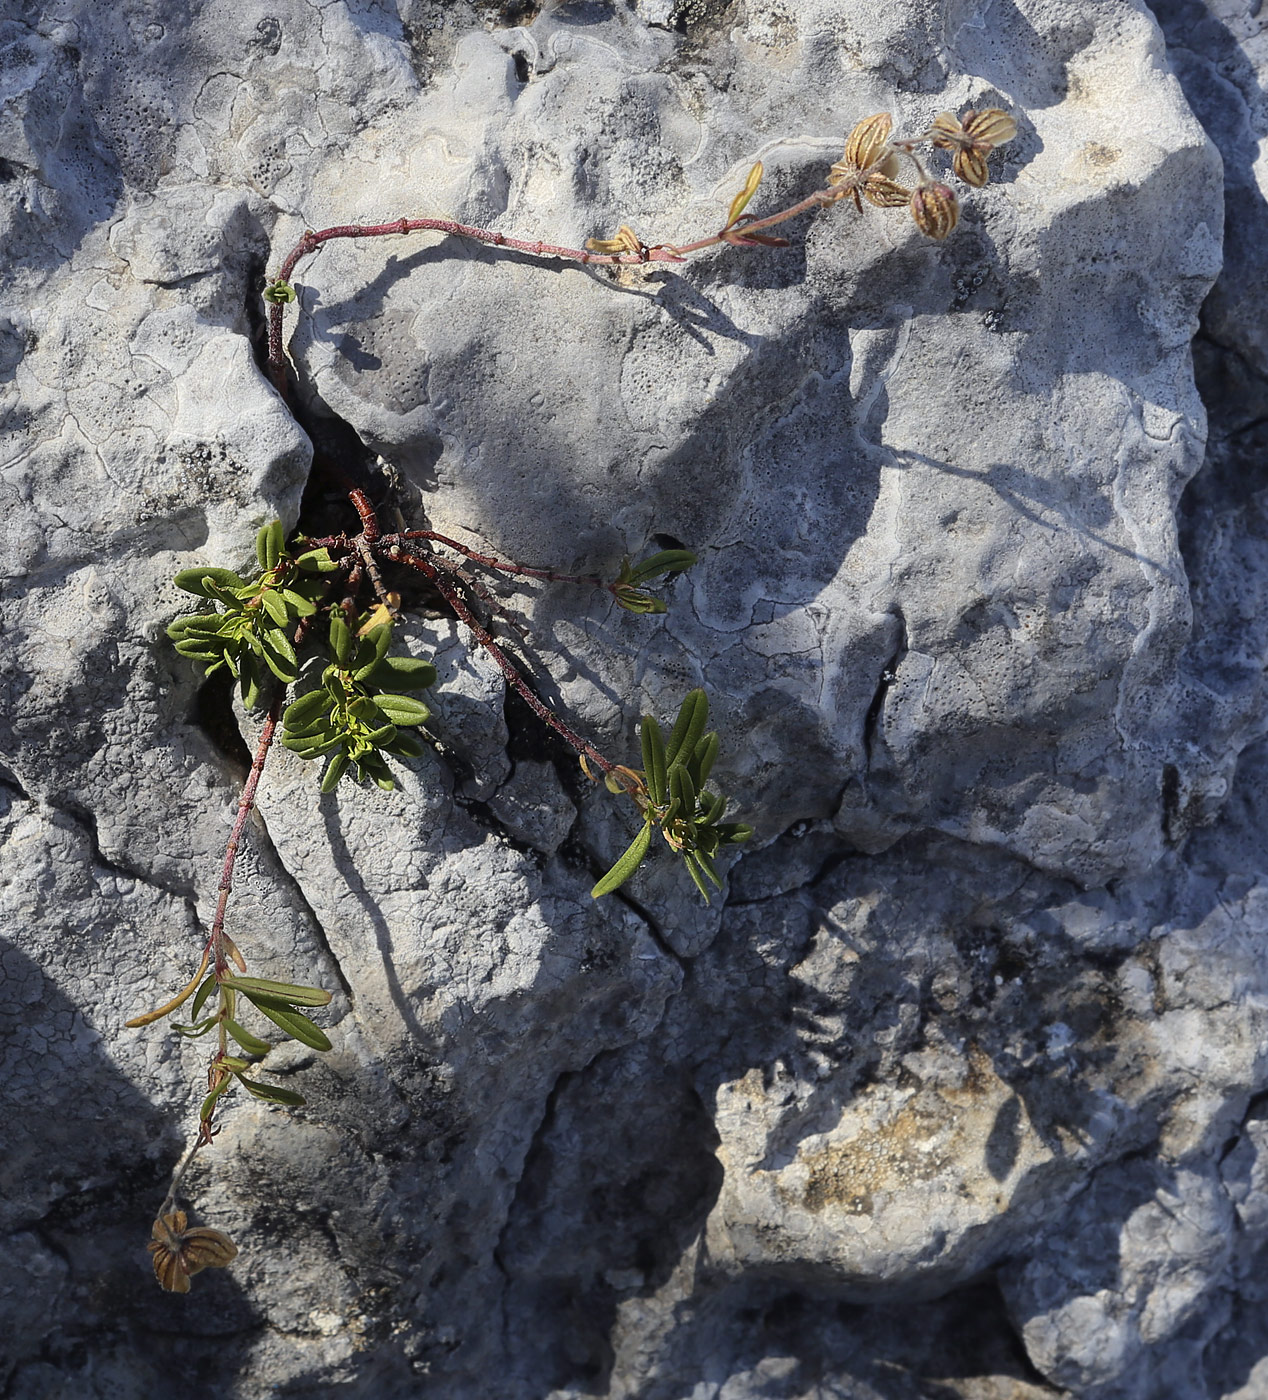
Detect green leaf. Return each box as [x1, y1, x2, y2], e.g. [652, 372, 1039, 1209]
[174, 567, 247, 598]
[625, 550, 698, 586]
[699, 789, 727, 825]
[591, 820, 654, 899]
[173, 640, 225, 662]
[353, 623, 393, 680]
[236, 1076, 307, 1107]
[613, 586, 668, 615]
[190, 974, 218, 1022]
[295, 547, 338, 574]
[263, 280, 297, 305]
[225, 1017, 274, 1056]
[725, 161, 764, 229]
[260, 587, 289, 627]
[260, 627, 299, 682]
[669, 763, 698, 820]
[283, 729, 343, 757]
[681, 851, 713, 903]
[239, 656, 264, 709]
[220, 975, 332, 1007]
[278, 587, 318, 617]
[284, 690, 332, 731]
[372, 693, 430, 727]
[320, 752, 350, 792]
[171, 1017, 218, 1039]
[329, 611, 352, 666]
[640, 715, 667, 806]
[366, 656, 437, 692]
[199, 1075, 235, 1122]
[664, 689, 708, 769]
[716, 822, 753, 845]
[690, 732, 720, 788]
[385, 731, 426, 758]
[246, 997, 333, 1051]
[260, 520, 286, 572]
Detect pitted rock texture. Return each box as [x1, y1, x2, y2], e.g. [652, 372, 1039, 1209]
[3, 2, 1268, 1399]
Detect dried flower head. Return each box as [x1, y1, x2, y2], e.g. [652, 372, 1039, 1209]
[909, 182, 960, 240]
[829, 113, 905, 210]
[930, 108, 1018, 187]
[148, 1211, 238, 1293]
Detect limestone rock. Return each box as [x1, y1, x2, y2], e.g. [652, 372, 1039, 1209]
[3, 1, 1268, 1398]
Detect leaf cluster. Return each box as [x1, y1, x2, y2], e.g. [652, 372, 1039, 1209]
[592, 688, 751, 901]
[611, 549, 697, 614]
[167, 521, 337, 708]
[282, 613, 437, 792]
[172, 974, 333, 1119]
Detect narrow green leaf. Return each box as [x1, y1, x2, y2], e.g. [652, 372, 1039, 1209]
[189, 974, 218, 1022]
[171, 1017, 218, 1039]
[353, 622, 393, 679]
[225, 1017, 273, 1055]
[245, 998, 333, 1051]
[221, 975, 332, 1007]
[699, 789, 727, 826]
[329, 611, 352, 666]
[199, 1075, 234, 1122]
[372, 693, 430, 727]
[366, 657, 437, 691]
[260, 627, 299, 682]
[625, 550, 698, 586]
[640, 715, 667, 806]
[591, 820, 654, 899]
[681, 851, 713, 903]
[691, 732, 720, 788]
[174, 641, 224, 662]
[236, 1076, 307, 1107]
[670, 764, 698, 822]
[716, 822, 753, 844]
[295, 547, 338, 574]
[174, 567, 246, 598]
[278, 587, 317, 617]
[320, 752, 350, 792]
[664, 689, 708, 769]
[257, 520, 285, 572]
[385, 732, 426, 758]
[284, 690, 331, 731]
[260, 588, 288, 627]
[283, 730, 344, 757]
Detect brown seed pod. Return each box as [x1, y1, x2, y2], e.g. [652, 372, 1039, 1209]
[909, 182, 960, 239]
[148, 1210, 238, 1293]
[841, 113, 900, 180]
[863, 175, 913, 208]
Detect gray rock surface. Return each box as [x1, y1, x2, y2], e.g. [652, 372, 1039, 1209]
[3, 1, 1268, 1397]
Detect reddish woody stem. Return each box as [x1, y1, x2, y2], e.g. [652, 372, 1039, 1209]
[207, 691, 284, 976]
[264, 191, 841, 392]
[399, 530, 605, 588]
[388, 543, 617, 775]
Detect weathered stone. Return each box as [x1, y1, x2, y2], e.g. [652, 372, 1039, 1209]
[4, 1, 1268, 1397]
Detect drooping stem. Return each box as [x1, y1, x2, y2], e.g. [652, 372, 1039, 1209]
[399, 529, 606, 589]
[207, 692, 284, 976]
[264, 190, 842, 392]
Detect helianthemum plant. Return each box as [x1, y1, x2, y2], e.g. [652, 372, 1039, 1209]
[132, 103, 1015, 1289]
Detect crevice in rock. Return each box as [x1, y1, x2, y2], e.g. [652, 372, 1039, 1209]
[863, 608, 907, 768]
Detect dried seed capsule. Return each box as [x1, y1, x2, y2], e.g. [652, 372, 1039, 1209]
[863, 175, 913, 208]
[842, 113, 900, 180]
[909, 182, 960, 239]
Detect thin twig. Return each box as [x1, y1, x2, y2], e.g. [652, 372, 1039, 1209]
[207, 692, 284, 975]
